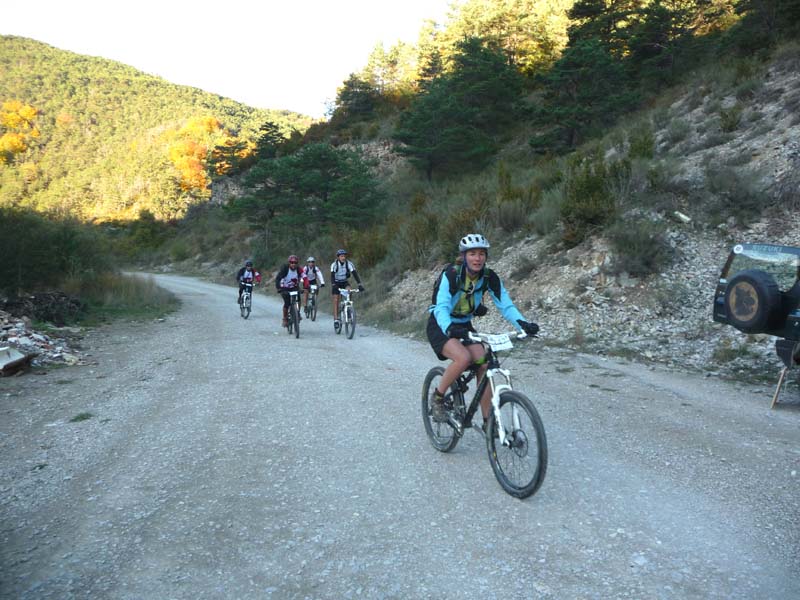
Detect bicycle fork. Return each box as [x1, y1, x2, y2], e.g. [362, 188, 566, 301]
[488, 368, 514, 446]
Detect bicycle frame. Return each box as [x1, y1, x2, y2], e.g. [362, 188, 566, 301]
[455, 332, 524, 446]
[288, 290, 300, 313]
[339, 289, 358, 320]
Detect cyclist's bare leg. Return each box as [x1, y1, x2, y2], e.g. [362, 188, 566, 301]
[333, 294, 339, 320]
[303, 288, 309, 307]
[436, 339, 474, 395]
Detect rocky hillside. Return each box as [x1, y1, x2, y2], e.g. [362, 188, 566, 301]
[379, 54, 800, 387]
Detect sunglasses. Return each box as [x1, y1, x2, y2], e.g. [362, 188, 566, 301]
[289, 261, 298, 265]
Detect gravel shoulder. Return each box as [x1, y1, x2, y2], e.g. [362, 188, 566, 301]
[1, 274, 798, 599]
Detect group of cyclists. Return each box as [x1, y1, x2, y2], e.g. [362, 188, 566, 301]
[237, 249, 364, 330]
[236, 233, 538, 433]
[236, 233, 542, 496]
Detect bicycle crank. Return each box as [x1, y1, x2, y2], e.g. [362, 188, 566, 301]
[446, 413, 463, 436]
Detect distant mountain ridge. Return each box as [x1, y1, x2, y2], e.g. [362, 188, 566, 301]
[0, 36, 313, 221]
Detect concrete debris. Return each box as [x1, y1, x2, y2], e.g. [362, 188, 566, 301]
[0, 309, 86, 373]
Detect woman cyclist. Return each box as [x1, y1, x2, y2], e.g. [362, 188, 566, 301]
[427, 234, 539, 426]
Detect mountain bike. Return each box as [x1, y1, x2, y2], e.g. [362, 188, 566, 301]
[336, 288, 359, 339]
[305, 284, 319, 321]
[421, 330, 547, 499]
[239, 282, 253, 319]
[286, 290, 300, 338]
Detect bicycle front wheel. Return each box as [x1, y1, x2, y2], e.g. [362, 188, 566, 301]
[421, 367, 463, 453]
[310, 295, 317, 321]
[239, 299, 247, 319]
[243, 294, 251, 319]
[345, 305, 356, 339]
[486, 391, 547, 499]
[291, 303, 300, 338]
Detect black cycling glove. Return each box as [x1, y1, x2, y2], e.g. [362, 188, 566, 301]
[517, 320, 539, 336]
[446, 324, 471, 339]
[358, 284, 365, 292]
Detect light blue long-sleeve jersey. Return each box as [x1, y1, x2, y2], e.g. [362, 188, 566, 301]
[429, 265, 526, 335]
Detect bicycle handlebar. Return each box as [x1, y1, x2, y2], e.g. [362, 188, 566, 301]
[467, 330, 530, 343]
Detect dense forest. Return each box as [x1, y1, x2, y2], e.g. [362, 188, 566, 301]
[1, 0, 799, 300]
[0, 36, 313, 221]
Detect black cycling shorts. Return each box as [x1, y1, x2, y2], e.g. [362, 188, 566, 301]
[279, 289, 300, 307]
[426, 314, 477, 361]
[331, 281, 350, 296]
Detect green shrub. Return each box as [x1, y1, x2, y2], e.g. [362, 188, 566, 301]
[628, 123, 655, 159]
[530, 185, 564, 236]
[734, 78, 762, 101]
[0, 208, 112, 294]
[399, 212, 439, 268]
[719, 104, 743, 132]
[666, 119, 691, 145]
[560, 152, 617, 246]
[435, 196, 489, 260]
[700, 131, 734, 149]
[705, 165, 770, 225]
[494, 199, 530, 232]
[606, 219, 673, 276]
[168, 239, 191, 262]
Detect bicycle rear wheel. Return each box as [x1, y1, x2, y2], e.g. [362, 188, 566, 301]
[486, 391, 547, 499]
[421, 367, 463, 452]
[345, 305, 356, 339]
[291, 303, 300, 338]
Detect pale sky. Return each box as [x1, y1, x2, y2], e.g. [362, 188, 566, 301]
[1, 0, 453, 118]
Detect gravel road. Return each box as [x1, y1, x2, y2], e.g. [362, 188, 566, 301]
[1, 274, 799, 599]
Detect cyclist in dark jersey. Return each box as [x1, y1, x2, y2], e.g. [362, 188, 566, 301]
[275, 255, 303, 327]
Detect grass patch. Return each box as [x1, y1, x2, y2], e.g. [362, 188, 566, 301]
[66, 273, 179, 324]
[69, 412, 93, 423]
[711, 341, 760, 363]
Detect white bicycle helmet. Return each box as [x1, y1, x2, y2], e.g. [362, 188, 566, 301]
[307, 256, 316, 262]
[459, 233, 490, 252]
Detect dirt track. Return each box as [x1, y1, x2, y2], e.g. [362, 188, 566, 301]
[1, 274, 798, 599]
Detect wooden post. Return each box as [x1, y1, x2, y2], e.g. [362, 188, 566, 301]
[771, 367, 789, 409]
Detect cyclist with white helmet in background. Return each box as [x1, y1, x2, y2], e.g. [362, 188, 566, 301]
[301, 257, 325, 316]
[330, 249, 364, 332]
[427, 233, 539, 427]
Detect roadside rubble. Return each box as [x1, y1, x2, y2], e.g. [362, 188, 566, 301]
[0, 308, 86, 375]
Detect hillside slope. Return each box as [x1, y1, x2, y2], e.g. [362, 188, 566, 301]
[374, 52, 800, 387]
[0, 36, 312, 221]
